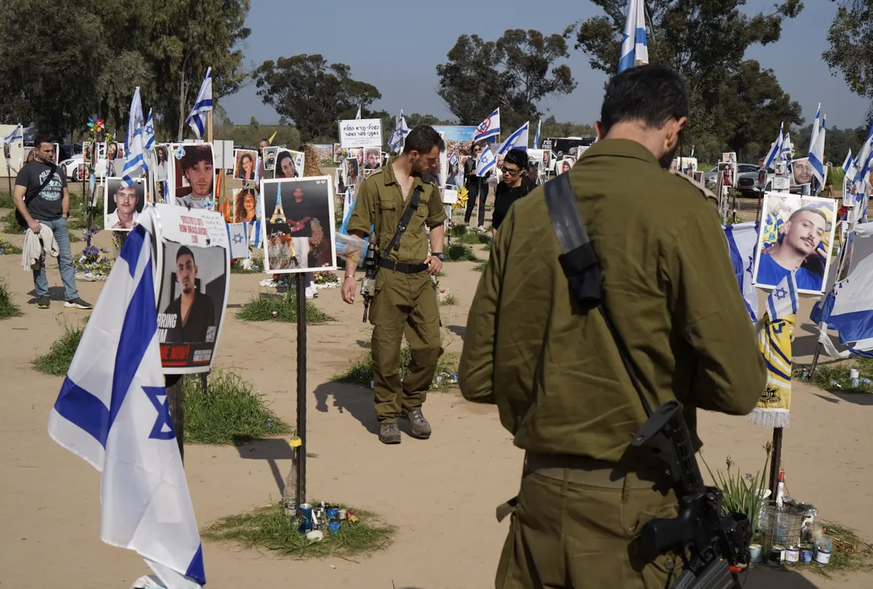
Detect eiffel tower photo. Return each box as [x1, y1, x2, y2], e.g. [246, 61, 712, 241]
[270, 182, 287, 224]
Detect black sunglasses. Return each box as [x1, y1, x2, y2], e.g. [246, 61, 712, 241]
[501, 166, 521, 175]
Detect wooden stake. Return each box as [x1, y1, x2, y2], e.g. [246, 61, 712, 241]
[295, 276, 307, 505]
[207, 111, 213, 144]
[166, 375, 185, 463]
[768, 427, 783, 494]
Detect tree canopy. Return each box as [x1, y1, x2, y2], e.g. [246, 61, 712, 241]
[824, 0, 873, 111]
[436, 29, 576, 131]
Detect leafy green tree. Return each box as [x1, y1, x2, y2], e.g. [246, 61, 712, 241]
[824, 1, 873, 106]
[405, 113, 456, 127]
[572, 0, 804, 158]
[254, 54, 382, 142]
[436, 29, 577, 131]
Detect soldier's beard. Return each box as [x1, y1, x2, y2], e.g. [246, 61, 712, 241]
[659, 145, 679, 170]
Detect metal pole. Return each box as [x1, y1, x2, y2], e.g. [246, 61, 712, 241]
[295, 275, 307, 505]
[199, 371, 208, 396]
[768, 427, 783, 494]
[166, 374, 185, 463]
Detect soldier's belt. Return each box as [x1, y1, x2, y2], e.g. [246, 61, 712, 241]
[379, 259, 429, 274]
[524, 452, 665, 490]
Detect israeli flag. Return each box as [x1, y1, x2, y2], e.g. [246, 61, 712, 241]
[808, 103, 821, 157]
[2, 123, 23, 145]
[144, 110, 156, 152]
[496, 121, 530, 156]
[618, 0, 649, 73]
[126, 88, 144, 152]
[763, 123, 783, 168]
[186, 67, 213, 139]
[533, 119, 541, 150]
[724, 221, 760, 322]
[448, 152, 459, 167]
[226, 222, 249, 260]
[781, 133, 792, 161]
[47, 213, 205, 589]
[121, 87, 147, 187]
[843, 149, 855, 182]
[388, 110, 409, 153]
[808, 114, 826, 187]
[248, 220, 263, 248]
[472, 108, 500, 143]
[355, 104, 361, 120]
[475, 145, 496, 176]
[854, 121, 873, 184]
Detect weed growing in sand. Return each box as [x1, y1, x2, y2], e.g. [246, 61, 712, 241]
[0, 278, 22, 319]
[237, 292, 334, 323]
[457, 231, 492, 246]
[450, 225, 468, 237]
[334, 347, 458, 391]
[0, 235, 22, 254]
[440, 293, 458, 306]
[33, 324, 84, 375]
[472, 262, 487, 272]
[0, 191, 13, 209]
[184, 371, 291, 445]
[445, 243, 477, 262]
[2, 210, 19, 233]
[202, 503, 394, 559]
[799, 357, 873, 393]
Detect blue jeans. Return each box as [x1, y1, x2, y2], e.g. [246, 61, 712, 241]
[32, 217, 79, 301]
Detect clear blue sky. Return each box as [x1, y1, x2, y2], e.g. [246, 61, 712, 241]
[220, 0, 869, 131]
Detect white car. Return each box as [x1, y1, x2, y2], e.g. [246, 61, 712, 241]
[59, 154, 112, 181]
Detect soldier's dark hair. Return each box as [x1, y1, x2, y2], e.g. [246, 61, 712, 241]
[180, 145, 213, 172]
[403, 125, 446, 155]
[600, 65, 689, 135]
[504, 148, 528, 170]
[176, 245, 195, 263]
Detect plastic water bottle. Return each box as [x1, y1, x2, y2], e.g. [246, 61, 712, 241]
[283, 437, 302, 517]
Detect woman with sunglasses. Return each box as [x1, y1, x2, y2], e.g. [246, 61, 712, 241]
[491, 148, 535, 237]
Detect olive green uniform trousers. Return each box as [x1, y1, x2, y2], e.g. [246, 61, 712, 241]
[369, 269, 441, 423]
[496, 458, 681, 589]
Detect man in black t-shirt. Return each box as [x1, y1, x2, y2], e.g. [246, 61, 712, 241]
[162, 246, 216, 343]
[13, 138, 91, 310]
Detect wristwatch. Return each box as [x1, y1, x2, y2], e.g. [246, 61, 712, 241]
[433, 252, 445, 261]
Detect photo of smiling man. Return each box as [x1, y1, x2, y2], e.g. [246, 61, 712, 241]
[173, 145, 215, 209]
[753, 193, 837, 294]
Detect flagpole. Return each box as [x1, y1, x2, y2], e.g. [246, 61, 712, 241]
[207, 111, 213, 144]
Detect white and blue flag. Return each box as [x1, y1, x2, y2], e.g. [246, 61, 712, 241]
[121, 87, 147, 187]
[186, 67, 213, 139]
[448, 152, 459, 168]
[618, 0, 649, 73]
[475, 145, 497, 176]
[780, 133, 792, 161]
[144, 110, 156, 152]
[842, 149, 856, 182]
[763, 123, 784, 168]
[355, 104, 362, 120]
[808, 114, 826, 187]
[496, 121, 530, 156]
[724, 221, 760, 322]
[248, 220, 263, 248]
[388, 110, 409, 153]
[472, 108, 500, 143]
[226, 222, 249, 260]
[808, 103, 821, 157]
[47, 214, 205, 589]
[533, 119, 541, 149]
[3, 123, 23, 145]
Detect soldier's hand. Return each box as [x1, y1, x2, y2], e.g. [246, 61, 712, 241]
[425, 256, 443, 276]
[341, 276, 356, 304]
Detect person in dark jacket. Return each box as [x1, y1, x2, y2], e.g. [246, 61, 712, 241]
[464, 143, 488, 230]
[491, 148, 535, 237]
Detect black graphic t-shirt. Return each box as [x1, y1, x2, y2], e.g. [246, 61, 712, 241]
[15, 160, 67, 221]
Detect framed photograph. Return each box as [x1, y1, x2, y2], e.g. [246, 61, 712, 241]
[154, 204, 230, 374]
[273, 149, 304, 179]
[557, 156, 576, 175]
[312, 144, 334, 165]
[345, 158, 360, 187]
[153, 145, 170, 182]
[262, 146, 280, 172]
[692, 171, 704, 183]
[791, 157, 814, 188]
[106, 142, 120, 161]
[104, 178, 146, 231]
[752, 192, 838, 294]
[233, 149, 258, 181]
[260, 176, 337, 274]
[348, 148, 363, 171]
[335, 168, 347, 194]
[232, 187, 260, 223]
[363, 146, 382, 170]
[332, 143, 342, 163]
[170, 143, 215, 209]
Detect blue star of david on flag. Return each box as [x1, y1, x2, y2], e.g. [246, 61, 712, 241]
[143, 386, 175, 440]
[774, 287, 787, 300]
[233, 232, 245, 244]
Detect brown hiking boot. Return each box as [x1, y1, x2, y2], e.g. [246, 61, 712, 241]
[402, 409, 432, 439]
[379, 423, 401, 445]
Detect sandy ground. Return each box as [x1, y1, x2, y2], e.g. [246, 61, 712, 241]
[1, 193, 873, 589]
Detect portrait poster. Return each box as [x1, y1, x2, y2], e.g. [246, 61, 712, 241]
[96, 142, 107, 161]
[232, 187, 261, 223]
[83, 141, 93, 164]
[153, 203, 230, 374]
[233, 149, 258, 181]
[262, 146, 280, 172]
[791, 157, 814, 188]
[752, 192, 837, 295]
[557, 156, 576, 175]
[153, 144, 170, 182]
[335, 168, 347, 194]
[52, 143, 59, 164]
[433, 125, 478, 185]
[345, 155, 361, 188]
[363, 146, 382, 170]
[312, 144, 333, 166]
[106, 142, 120, 161]
[333, 143, 343, 163]
[273, 149, 304, 179]
[104, 177, 146, 232]
[338, 119, 383, 149]
[169, 143, 215, 210]
[260, 176, 337, 274]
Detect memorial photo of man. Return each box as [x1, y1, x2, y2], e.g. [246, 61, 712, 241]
[105, 180, 144, 231]
[162, 246, 216, 343]
[364, 147, 381, 170]
[175, 146, 215, 208]
[756, 205, 830, 291]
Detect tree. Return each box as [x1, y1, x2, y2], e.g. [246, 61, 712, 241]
[541, 116, 596, 138]
[436, 29, 577, 131]
[253, 54, 382, 142]
[572, 0, 804, 157]
[405, 113, 455, 127]
[824, 1, 873, 108]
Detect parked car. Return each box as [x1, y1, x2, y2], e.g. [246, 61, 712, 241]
[737, 166, 775, 197]
[58, 153, 113, 181]
[704, 162, 759, 188]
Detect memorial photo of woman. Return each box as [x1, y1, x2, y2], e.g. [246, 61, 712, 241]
[274, 150, 299, 179]
[233, 188, 260, 223]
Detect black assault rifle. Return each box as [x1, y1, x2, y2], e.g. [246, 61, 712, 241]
[543, 173, 749, 589]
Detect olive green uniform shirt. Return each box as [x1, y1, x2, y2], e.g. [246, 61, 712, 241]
[347, 159, 446, 263]
[459, 139, 766, 462]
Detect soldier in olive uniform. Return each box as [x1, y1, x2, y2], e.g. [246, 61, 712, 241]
[342, 126, 447, 444]
[459, 65, 766, 588]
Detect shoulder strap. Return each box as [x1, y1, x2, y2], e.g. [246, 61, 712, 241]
[382, 185, 422, 258]
[542, 174, 654, 418]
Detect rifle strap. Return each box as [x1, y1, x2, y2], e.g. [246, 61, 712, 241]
[381, 185, 422, 261]
[542, 173, 654, 418]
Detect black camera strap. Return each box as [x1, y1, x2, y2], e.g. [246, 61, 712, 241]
[543, 173, 653, 418]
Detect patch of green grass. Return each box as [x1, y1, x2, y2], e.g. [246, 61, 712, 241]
[445, 242, 477, 262]
[450, 225, 468, 237]
[798, 356, 873, 393]
[0, 278, 22, 319]
[33, 324, 84, 375]
[785, 520, 873, 579]
[457, 231, 491, 245]
[67, 215, 94, 230]
[440, 293, 458, 306]
[0, 191, 13, 209]
[230, 259, 261, 274]
[0, 235, 22, 254]
[184, 371, 291, 445]
[202, 503, 394, 559]
[2, 210, 20, 233]
[472, 262, 486, 272]
[333, 347, 458, 390]
[237, 292, 334, 323]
